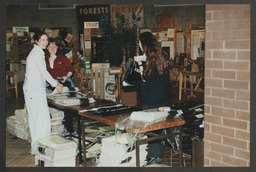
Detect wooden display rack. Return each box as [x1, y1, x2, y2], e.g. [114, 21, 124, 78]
[6, 71, 18, 98]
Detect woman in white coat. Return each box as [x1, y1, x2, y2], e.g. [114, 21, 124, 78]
[23, 31, 63, 155]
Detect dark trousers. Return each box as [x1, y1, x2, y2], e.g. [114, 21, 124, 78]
[63, 109, 74, 133]
[142, 103, 168, 159]
[147, 130, 164, 159]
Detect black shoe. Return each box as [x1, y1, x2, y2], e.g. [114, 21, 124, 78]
[147, 157, 164, 165]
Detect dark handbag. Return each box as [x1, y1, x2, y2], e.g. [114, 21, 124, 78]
[122, 61, 142, 86]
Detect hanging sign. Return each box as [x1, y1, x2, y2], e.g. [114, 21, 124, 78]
[12, 26, 29, 36]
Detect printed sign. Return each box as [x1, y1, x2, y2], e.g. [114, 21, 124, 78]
[84, 22, 99, 28]
[12, 27, 29, 36]
[76, 5, 110, 32]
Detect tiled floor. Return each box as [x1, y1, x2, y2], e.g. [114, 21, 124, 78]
[5, 83, 203, 167]
[5, 96, 35, 167]
[5, 96, 37, 167]
[6, 132, 37, 167]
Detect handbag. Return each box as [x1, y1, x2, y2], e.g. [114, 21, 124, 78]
[122, 61, 142, 86]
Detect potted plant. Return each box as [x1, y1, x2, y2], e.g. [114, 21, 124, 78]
[97, 13, 137, 67]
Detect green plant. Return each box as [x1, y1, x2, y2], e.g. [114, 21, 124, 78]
[98, 13, 137, 67]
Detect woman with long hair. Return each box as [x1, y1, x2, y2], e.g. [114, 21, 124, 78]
[135, 31, 170, 164]
[135, 31, 170, 109]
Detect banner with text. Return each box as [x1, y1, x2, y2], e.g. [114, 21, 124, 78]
[110, 4, 144, 28]
[76, 5, 110, 32]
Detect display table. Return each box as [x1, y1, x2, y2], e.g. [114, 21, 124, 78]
[47, 98, 116, 164]
[179, 71, 204, 100]
[78, 110, 185, 167]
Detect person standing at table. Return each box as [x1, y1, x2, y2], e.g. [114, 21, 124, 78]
[134, 31, 170, 164]
[45, 37, 75, 90]
[45, 37, 75, 135]
[23, 31, 63, 155]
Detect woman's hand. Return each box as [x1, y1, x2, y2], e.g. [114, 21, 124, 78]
[134, 56, 142, 65]
[61, 76, 68, 83]
[134, 56, 143, 75]
[56, 83, 63, 93]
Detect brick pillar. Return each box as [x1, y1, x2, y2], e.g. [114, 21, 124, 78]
[204, 4, 250, 167]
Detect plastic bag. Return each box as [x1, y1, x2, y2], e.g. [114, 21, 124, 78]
[122, 61, 141, 86]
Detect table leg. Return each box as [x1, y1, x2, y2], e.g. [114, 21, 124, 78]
[77, 114, 83, 165]
[179, 126, 183, 167]
[136, 140, 140, 167]
[81, 116, 87, 166]
[190, 83, 193, 96]
[194, 77, 202, 90]
[179, 73, 183, 101]
[14, 72, 18, 98]
[184, 75, 187, 93]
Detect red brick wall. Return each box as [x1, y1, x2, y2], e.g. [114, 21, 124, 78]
[204, 4, 250, 167]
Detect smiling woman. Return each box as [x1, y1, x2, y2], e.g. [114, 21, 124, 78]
[23, 31, 63, 155]
[45, 37, 75, 90]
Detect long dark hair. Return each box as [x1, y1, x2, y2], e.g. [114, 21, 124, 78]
[139, 31, 168, 77]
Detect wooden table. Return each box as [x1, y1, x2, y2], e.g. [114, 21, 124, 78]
[6, 71, 18, 98]
[78, 110, 185, 167]
[179, 71, 204, 100]
[47, 98, 116, 164]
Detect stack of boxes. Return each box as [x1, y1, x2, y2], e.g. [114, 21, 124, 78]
[35, 135, 77, 167]
[6, 107, 66, 140]
[97, 133, 148, 167]
[14, 108, 31, 142]
[49, 107, 65, 135]
[6, 115, 16, 136]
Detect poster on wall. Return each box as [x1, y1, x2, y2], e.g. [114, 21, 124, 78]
[162, 41, 174, 60]
[110, 4, 144, 28]
[12, 26, 29, 36]
[191, 30, 205, 60]
[176, 32, 185, 54]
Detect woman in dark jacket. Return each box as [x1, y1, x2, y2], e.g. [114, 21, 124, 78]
[135, 31, 170, 164]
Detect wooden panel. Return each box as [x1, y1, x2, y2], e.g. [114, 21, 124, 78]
[158, 13, 174, 28]
[100, 67, 104, 99]
[95, 67, 99, 98]
[120, 88, 138, 107]
[89, 69, 93, 97]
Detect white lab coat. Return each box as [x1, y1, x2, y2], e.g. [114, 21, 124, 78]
[23, 45, 58, 154]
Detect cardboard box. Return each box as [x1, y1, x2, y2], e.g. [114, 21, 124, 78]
[92, 63, 116, 102]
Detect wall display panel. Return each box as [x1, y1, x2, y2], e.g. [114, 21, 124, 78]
[191, 29, 204, 60]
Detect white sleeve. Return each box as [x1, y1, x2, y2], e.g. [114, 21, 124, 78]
[33, 52, 58, 87]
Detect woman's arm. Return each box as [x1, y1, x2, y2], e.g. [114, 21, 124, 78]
[61, 56, 74, 83]
[32, 51, 63, 93]
[134, 56, 144, 75]
[61, 71, 73, 83]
